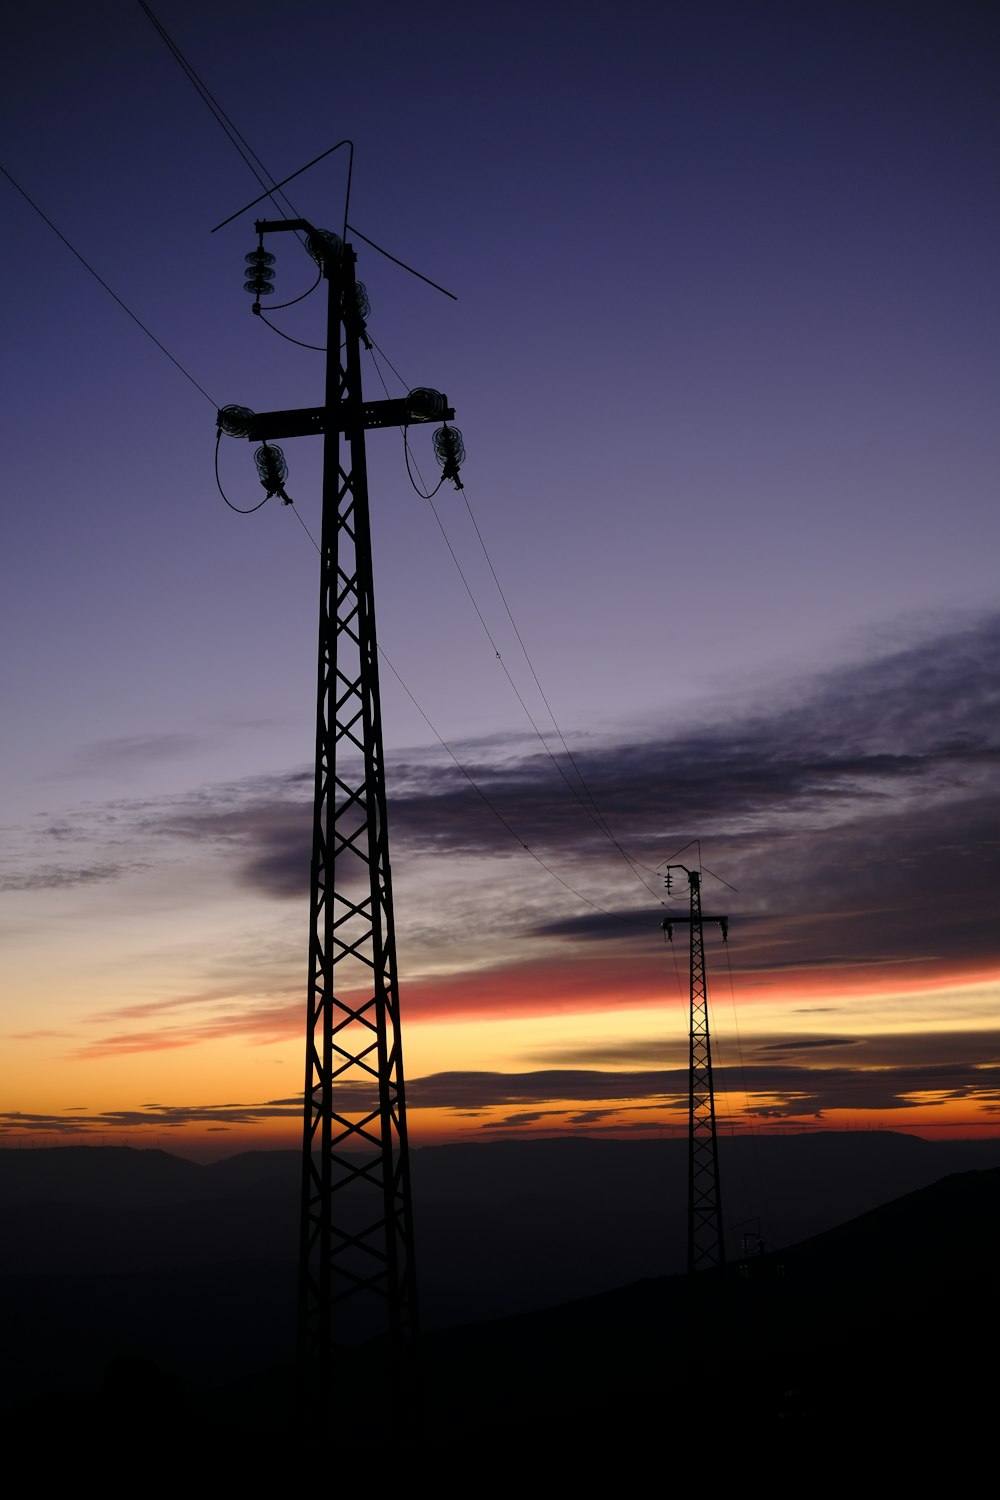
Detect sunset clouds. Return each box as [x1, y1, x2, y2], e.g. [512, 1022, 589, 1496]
[3, 610, 998, 1153]
[3, 1, 997, 1156]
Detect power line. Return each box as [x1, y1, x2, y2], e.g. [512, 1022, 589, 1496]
[367, 345, 654, 874]
[282, 499, 655, 929]
[214, 431, 269, 514]
[211, 142, 353, 238]
[255, 313, 326, 351]
[456, 484, 665, 898]
[1, 160, 217, 407]
[268, 268, 323, 310]
[368, 335, 408, 388]
[402, 434, 447, 499]
[6, 23, 670, 941]
[136, 0, 306, 236]
[657, 839, 738, 894]
[720, 936, 770, 1235]
[366, 346, 669, 904]
[134, 2, 667, 925]
[379, 648, 654, 926]
[345, 223, 457, 301]
[368, 346, 664, 901]
[132, 12, 650, 924]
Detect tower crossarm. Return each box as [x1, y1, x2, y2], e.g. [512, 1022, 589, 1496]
[223, 399, 454, 443]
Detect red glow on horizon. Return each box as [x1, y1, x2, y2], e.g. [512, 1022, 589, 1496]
[5, 1094, 999, 1162]
[400, 952, 999, 1024]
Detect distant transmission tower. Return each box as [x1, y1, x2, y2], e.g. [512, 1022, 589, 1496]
[216, 205, 462, 1405]
[662, 865, 728, 1275]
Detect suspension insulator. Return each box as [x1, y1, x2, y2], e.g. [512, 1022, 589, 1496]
[244, 246, 276, 298]
[306, 230, 343, 271]
[355, 281, 371, 321]
[255, 443, 288, 496]
[433, 424, 465, 489]
[406, 388, 447, 423]
[433, 425, 465, 468]
[218, 405, 256, 438]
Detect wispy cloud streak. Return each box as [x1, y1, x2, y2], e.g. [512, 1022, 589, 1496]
[3, 613, 997, 1039]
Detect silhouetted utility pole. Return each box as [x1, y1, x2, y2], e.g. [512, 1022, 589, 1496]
[662, 866, 728, 1275]
[216, 216, 462, 1407]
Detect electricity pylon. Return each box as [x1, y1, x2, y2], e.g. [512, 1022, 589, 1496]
[662, 865, 728, 1275]
[217, 216, 460, 1405]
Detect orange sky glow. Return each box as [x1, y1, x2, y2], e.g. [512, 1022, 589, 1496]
[4, 952, 998, 1160]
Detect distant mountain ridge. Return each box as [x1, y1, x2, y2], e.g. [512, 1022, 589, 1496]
[2, 1130, 999, 1417]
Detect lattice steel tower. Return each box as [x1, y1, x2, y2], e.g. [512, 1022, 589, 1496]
[662, 866, 728, 1275]
[216, 210, 460, 1404]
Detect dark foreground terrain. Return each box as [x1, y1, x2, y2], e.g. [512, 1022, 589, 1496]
[1, 1132, 997, 1477]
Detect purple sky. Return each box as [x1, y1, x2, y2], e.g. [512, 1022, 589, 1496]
[2, 1, 998, 1150]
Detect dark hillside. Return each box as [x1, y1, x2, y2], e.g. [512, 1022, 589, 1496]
[1, 1131, 998, 1474]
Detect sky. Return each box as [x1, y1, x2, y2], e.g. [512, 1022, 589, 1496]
[1, 0, 998, 1160]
